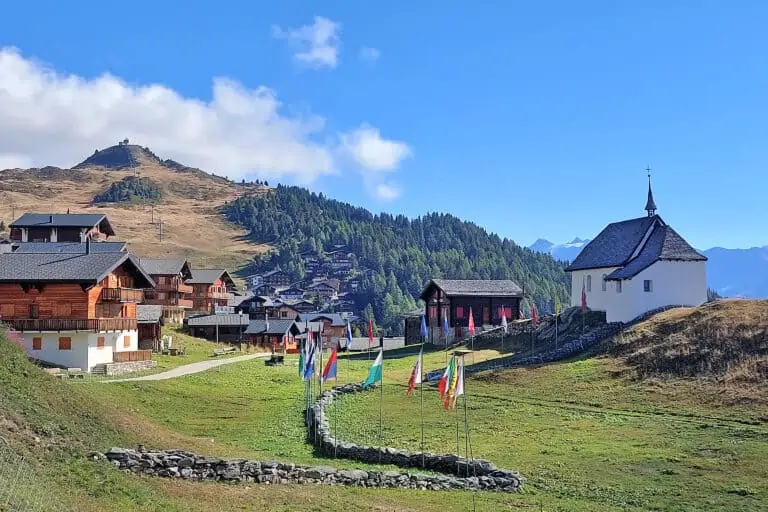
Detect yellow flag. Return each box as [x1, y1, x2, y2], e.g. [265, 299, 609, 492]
[555, 295, 562, 315]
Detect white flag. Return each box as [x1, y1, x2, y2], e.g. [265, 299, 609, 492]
[501, 309, 508, 334]
[451, 359, 465, 408]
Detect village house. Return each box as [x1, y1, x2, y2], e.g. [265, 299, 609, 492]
[0, 246, 155, 372]
[187, 269, 236, 314]
[252, 283, 277, 296]
[260, 267, 292, 287]
[186, 313, 249, 343]
[279, 298, 316, 314]
[136, 304, 163, 351]
[565, 177, 707, 323]
[9, 213, 115, 242]
[306, 279, 340, 302]
[276, 285, 305, 300]
[244, 319, 301, 352]
[10, 241, 127, 253]
[272, 302, 301, 321]
[140, 259, 194, 324]
[420, 279, 523, 343]
[298, 313, 348, 348]
[233, 295, 273, 318]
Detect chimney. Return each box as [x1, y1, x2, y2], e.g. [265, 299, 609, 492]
[49, 215, 53, 224]
[86, 236, 91, 255]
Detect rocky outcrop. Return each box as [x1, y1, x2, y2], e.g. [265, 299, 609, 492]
[105, 447, 522, 491]
[306, 383, 523, 491]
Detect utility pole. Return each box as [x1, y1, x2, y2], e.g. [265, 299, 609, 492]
[158, 218, 164, 243]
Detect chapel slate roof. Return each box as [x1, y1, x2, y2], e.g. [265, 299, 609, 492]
[244, 319, 300, 335]
[187, 314, 249, 326]
[137, 305, 163, 323]
[605, 225, 707, 280]
[12, 241, 127, 253]
[10, 213, 115, 235]
[187, 268, 234, 285]
[565, 215, 659, 272]
[139, 258, 192, 278]
[420, 279, 523, 300]
[0, 252, 154, 287]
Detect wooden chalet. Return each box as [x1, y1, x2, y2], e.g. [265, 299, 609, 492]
[187, 269, 236, 314]
[244, 319, 300, 352]
[186, 313, 249, 343]
[306, 279, 340, 301]
[419, 279, 523, 341]
[0, 246, 154, 372]
[9, 213, 115, 242]
[276, 285, 305, 300]
[140, 258, 194, 324]
[137, 305, 163, 351]
[261, 268, 292, 287]
[298, 313, 347, 349]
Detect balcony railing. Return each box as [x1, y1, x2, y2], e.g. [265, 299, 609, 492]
[3, 318, 138, 332]
[152, 281, 193, 294]
[100, 288, 144, 303]
[113, 349, 152, 363]
[143, 297, 194, 308]
[206, 291, 233, 300]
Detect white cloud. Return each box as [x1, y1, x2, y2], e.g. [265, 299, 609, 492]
[374, 182, 401, 201]
[339, 125, 411, 172]
[273, 16, 341, 69]
[359, 47, 381, 63]
[0, 47, 335, 181]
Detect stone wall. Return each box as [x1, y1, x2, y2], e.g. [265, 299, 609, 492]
[105, 447, 522, 491]
[306, 383, 523, 491]
[104, 360, 157, 376]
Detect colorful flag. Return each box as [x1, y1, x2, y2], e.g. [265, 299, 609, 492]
[363, 349, 383, 388]
[501, 308, 508, 334]
[555, 295, 562, 315]
[322, 346, 338, 382]
[444, 356, 462, 409]
[346, 320, 354, 349]
[406, 347, 423, 395]
[581, 280, 588, 312]
[531, 301, 539, 326]
[449, 359, 465, 409]
[368, 319, 375, 346]
[302, 332, 316, 380]
[438, 355, 456, 400]
[420, 314, 428, 339]
[519, 310, 524, 320]
[442, 314, 450, 339]
[468, 308, 476, 336]
[298, 339, 305, 377]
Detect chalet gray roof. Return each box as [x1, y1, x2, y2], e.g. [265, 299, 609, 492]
[0, 252, 154, 287]
[12, 241, 127, 253]
[10, 213, 115, 235]
[139, 258, 191, 278]
[187, 268, 233, 285]
[137, 305, 163, 323]
[420, 279, 523, 300]
[187, 314, 249, 327]
[229, 293, 255, 308]
[566, 216, 658, 272]
[298, 312, 347, 327]
[244, 319, 300, 335]
[296, 321, 325, 334]
[606, 225, 706, 280]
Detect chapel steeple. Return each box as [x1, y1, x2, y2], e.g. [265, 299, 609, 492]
[644, 166, 657, 217]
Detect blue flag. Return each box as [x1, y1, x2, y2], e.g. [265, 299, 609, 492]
[442, 315, 450, 338]
[303, 334, 316, 380]
[420, 314, 428, 339]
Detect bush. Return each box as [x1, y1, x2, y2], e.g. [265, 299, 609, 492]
[93, 176, 162, 204]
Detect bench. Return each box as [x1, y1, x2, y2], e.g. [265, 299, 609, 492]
[67, 368, 85, 379]
[212, 346, 237, 357]
[264, 354, 284, 366]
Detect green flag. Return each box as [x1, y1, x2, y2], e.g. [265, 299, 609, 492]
[298, 340, 305, 378]
[363, 349, 383, 388]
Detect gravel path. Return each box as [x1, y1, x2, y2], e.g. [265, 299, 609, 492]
[108, 353, 269, 382]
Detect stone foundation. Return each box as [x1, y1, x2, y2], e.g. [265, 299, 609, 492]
[104, 360, 157, 376]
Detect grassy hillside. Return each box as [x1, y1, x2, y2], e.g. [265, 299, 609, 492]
[0, 158, 270, 270]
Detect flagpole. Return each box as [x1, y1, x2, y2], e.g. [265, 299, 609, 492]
[334, 372, 338, 458]
[378, 343, 384, 464]
[555, 310, 559, 351]
[419, 345, 425, 469]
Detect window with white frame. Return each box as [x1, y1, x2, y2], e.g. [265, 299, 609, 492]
[601, 274, 607, 291]
[586, 275, 592, 292]
[616, 280, 622, 293]
[644, 280, 653, 292]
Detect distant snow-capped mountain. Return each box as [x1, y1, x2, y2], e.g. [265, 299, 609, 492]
[529, 237, 590, 262]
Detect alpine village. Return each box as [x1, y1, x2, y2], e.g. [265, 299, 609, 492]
[0, 141, 766, 512]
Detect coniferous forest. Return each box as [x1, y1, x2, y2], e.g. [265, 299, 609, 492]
[225, 185, 570, 334]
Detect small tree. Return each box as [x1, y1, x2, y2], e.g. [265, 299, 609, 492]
[0, 221, 5, 232]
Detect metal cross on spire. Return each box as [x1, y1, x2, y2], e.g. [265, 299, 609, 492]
[644, 165, 657, 216]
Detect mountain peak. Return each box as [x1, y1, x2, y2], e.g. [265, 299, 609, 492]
[74, 139, 163, 169]
[570, 237, 584, 244]
[529, 238, 554, 253]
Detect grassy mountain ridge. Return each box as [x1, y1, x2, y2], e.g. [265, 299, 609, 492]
[225, 184, 570, 331]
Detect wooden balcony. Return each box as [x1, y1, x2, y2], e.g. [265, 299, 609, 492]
[206, 291, 233, 300]
[153, 281, 193, 294]
[4, 318, 138, 332]
[113, 349, 152, 363]
[100, 288, 144, 303]
[143, 296, 194, 309]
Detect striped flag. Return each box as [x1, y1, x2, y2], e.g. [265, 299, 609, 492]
[345, 320, 354, 349]
[363, 349, 383, 388]
[322, 346, 338, 383]
[438, 355, 456, 401]
[406, 347, 423, 395]
[368, 319, 375, 346]
[444, 356, 462, 409]
[450, 359, 465, 409]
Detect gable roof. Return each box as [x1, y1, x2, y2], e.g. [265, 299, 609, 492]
[605, 225, 707, 280]
[139, 258, 192, 279]
[10, 213, 115, 236]
[419, 279, 523, 300]
[0, 252, 154, 287]
[297, 312, 347, 327]
[187, 268, 235, 286]
[12, 241, 127, 254]
[306, 279, 340, 291]
[244, 319, 300, 335]
[565, 215, 659, 272]
[137, 305, 163, 323]
[187, 314, 249, 327]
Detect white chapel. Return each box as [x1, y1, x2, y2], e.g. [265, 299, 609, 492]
[565, 175, 708, 323]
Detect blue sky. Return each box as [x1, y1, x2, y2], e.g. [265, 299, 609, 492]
[1, 1, 767, 250]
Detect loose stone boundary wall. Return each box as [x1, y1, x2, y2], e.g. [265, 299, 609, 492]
[105, 447, 523, 491]
[306, 383, 523, 491]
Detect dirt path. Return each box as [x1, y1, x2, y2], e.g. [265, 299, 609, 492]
[107, 353, 269, 382]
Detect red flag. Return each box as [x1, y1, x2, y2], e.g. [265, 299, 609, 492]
[531, 302, 538, 325]
[581, 280, 588, 312]
[368, 319, 375, 345]
[468, 308, 476, 336]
